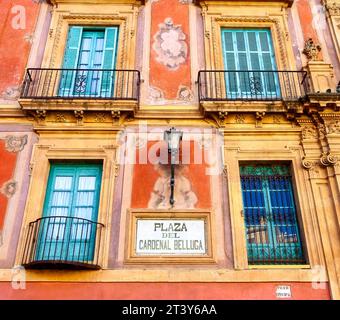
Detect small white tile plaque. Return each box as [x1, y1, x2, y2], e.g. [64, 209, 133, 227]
[276, 285, 292, 299]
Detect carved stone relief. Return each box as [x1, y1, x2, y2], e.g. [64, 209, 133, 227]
[301, 125, 318, 140]
[303, 38, 322, 61]
[327, 120, 340, 134]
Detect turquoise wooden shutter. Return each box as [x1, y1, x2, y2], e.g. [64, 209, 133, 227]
[58, 26, 83, 96]
[37, 163, 102, 263]
[222, 30, 238, 97]
[221, 29, 280, 99]
[100, 27, 119, 97]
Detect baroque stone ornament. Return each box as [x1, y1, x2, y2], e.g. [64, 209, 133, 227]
[302, 157, 314, 170]
[325, 2, 340, 15]
[152, 18, 188, 70]
[301, 125, 318, 140]
[0, 180, 17, 198]
[320, 152, 338, 166]
[235, 114, 245, 124]
[74, 110, 84, 125]
[327, 120, 340, 134]
[303, 38, 321, 61]
[5, 135, 28, 153]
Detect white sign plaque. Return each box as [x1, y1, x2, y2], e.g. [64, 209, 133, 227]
[135, 219, 207, 255]
[276, 285, 292, 299]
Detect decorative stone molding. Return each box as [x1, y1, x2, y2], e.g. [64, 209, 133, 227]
[4, 135, 28, 153]
[301, 125, 318, 140]
[325, 2, 340, 15]
[255, 111, 265, 128]
[55, 113, 66, 123]
[74, 110, 84, 126]
[327, 120, 340, 134]
[235, 114, 245, 124]
[28, 109, 47, 125]
[111, 110, 121, 120]
[303, 38, 322, 61]
[218, 111, 228, 121]
[305, 61, 335, 93]
[302, 157, 314, 170]
[94, 113, 106, 123]
[40, 2, 141, 72]
[320, 152, 338, 166]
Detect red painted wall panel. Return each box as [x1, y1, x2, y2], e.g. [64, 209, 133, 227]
[150, 0, 191, 100]
[0, 282, 331, 300]
[0, 140, 18, 229]
[131, 141, 211, 209]
[0, 0, 40, 97]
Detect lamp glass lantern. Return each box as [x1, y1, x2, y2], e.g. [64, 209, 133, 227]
[163, 127, 183, 207]
[164, 127, 183, 154]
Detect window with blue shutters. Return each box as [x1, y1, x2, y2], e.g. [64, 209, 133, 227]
[239, 164, 306, 265]
[36, 163, 103, 263]
[221, 29, 281, 100]
[58, 26, 119, 97]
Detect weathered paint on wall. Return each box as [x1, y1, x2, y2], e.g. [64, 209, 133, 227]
[0, 140, 18, 229]
[0, 127, 36, 268]
[0, 0, 40, 100]
[149, 0, 191, 101]
[131, 141, 211, 209]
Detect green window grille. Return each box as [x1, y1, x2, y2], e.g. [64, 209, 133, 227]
[240, 163, 306, 265]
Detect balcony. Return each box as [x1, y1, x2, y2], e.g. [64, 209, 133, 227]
[198, 70, 310, 113]
[19, 68, 140, 113]
[22, 216, 104, 270]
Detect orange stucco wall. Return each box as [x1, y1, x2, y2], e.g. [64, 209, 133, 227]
[0, 0, 40, 98]
[131, 141, 211, 208]
[149, 0, 191, 100]
[0, 140, 18, 229]
[0, 282, 331, 300]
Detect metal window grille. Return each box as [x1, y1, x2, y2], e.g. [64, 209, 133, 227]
[240, 164, 306, 265]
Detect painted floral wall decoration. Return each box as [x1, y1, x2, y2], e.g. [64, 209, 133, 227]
[152, 18, 188, 71]
[4, 135, 28, 152]
[0, 180, 17, 198]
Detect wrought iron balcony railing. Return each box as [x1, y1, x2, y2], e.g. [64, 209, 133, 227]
[22, 216, 104, 269]
[20, 68, 140, 101]
[198, 70, 310, 102]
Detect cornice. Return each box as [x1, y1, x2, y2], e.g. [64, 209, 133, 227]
[49, 0, 145, 5]
[194, 0, 294, 8]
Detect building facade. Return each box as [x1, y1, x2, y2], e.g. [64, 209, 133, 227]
[0, 0, 340, 300]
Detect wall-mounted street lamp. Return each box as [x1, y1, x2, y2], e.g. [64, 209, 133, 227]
[164, 127, 183, 207]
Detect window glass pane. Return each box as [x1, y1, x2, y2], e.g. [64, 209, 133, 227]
[236, 32, 246, 51]
[78, 176, 96, 190]
[247, 32, 257, 51]
[223, 32, 234, 51]
[54, 176, 72, 190]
